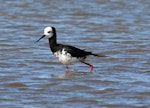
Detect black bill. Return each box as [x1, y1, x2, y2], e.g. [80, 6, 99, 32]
[35, 35, 46, 43]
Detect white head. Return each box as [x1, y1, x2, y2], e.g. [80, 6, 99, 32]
[36, 26, 56, 43]
[44, 26, 54, 38]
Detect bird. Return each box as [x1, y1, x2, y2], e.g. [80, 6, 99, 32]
[36, 26, 105, 73]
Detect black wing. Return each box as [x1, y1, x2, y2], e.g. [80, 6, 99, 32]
[62, 45, 92, 58]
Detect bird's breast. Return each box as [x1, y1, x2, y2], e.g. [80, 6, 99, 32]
[53, 49, 79, 65]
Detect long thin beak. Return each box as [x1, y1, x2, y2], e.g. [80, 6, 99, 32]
[35, 35, 46, 43]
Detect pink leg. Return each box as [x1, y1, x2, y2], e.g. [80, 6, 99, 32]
[66, 65, 69, 73]
[81, 61, 93, 73]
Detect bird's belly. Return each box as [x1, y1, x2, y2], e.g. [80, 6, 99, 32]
[54, 51, 79, 65]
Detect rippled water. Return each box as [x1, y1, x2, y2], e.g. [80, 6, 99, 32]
[0, 0, 150, 107]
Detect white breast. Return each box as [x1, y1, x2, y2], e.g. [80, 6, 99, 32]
[54, 48, 79, 65]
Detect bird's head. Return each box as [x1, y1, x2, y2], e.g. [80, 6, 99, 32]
[36, 26, 56, 43]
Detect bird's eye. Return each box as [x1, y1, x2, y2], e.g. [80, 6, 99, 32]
[48, 31, 51, 33]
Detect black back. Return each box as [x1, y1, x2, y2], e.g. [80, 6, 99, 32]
[51, 44, 92, 58]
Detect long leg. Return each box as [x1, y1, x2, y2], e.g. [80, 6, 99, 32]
[66, 65, 69, 73]
[81, 61, 93, 73]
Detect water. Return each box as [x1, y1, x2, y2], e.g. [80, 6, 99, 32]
[0, 0, 150, 107]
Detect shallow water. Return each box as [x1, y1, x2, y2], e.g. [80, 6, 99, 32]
[0, 0, 150, 107]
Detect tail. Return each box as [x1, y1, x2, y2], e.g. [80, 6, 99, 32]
[91, 53, 106, 57]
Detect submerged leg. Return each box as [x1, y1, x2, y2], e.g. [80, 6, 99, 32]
[81, 61, 93, 73]
[66, 65, 69, 73]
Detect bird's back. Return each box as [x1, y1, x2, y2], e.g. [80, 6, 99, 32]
[50, 44, 92, 58]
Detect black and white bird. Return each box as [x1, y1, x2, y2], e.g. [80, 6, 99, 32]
[36, 26, 105, 73]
